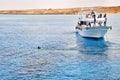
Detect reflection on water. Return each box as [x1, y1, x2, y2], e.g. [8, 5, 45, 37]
[75, 32, 109, 55]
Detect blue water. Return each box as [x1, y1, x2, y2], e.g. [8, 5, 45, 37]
[0, 14, 120, 80]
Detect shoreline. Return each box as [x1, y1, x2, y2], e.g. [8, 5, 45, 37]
[0, 6, 119, 15]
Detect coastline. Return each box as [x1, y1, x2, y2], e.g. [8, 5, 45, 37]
[0, 6, 119, 15]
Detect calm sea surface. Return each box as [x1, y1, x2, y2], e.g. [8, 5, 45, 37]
[0, 14, 120, 80]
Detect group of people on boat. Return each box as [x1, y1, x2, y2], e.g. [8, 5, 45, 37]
[92, 11, 107, 26]
[77, 10, 107, 28]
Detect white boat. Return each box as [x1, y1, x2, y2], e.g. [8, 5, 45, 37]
[76, 26, 111, 38]
[76, 10, 112, 38]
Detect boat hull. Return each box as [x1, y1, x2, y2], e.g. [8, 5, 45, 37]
[76, 26, 110, 38]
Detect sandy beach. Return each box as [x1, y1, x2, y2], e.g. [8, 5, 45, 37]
[0, 6, 119, 15]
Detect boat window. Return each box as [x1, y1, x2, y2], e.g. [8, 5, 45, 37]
[81, 21, 86, 25]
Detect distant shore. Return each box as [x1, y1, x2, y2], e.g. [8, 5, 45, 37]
[0, 6, 120, 15]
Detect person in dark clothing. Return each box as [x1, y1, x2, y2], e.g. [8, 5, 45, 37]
[93, 15, 96, 26]
[104, 14, 107, 26]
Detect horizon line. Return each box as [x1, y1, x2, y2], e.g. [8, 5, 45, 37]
[0, 5, 119, 10]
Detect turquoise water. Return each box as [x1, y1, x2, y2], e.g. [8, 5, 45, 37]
[0, 14, 120, 80]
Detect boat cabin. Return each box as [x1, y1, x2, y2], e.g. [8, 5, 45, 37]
[77, 10, 107, 28]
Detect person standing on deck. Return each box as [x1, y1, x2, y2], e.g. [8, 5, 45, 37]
[104, 14, 107, 26]
[91, 10, 95, 18]
[93, 14, 96, 26]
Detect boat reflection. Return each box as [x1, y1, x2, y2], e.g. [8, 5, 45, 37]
[75, 32, 109, 55]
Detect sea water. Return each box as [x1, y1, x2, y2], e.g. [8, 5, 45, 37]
[0, 14, 120, 80]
